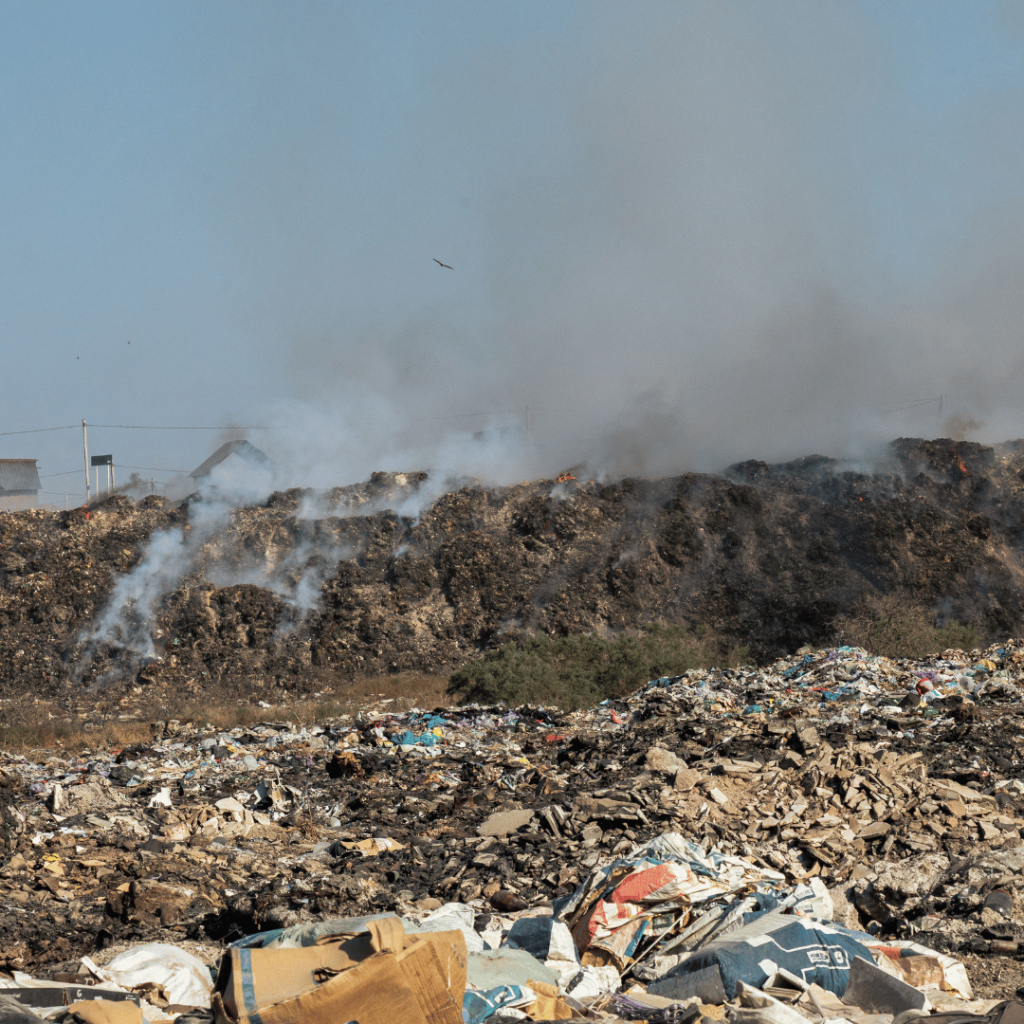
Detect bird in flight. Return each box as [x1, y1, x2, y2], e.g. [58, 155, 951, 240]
[433, 259, 453, 270]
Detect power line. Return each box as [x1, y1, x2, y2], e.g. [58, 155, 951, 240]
[40, 465, 187, 478]
[865, 396, 943, 411]
[3, 423, 261, 437]
[89, 424, 263, 431]
[0, 426, 76, 437]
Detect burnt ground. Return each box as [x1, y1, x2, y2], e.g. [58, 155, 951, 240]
[1, 436, 1024, 712]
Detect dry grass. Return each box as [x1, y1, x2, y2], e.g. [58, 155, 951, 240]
[0, 719, 154, 756]
[0, 672, 451, 755]
[834, 592, 980, 660]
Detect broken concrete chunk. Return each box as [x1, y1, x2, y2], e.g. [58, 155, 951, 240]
[215, 796, 246, 821]
[872, 853, 949, 899]
[793, 723, 821, 753]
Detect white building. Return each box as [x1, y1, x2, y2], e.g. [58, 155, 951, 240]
[0, 460, 41, 511]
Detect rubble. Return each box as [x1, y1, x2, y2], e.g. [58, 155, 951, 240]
[2, 637, 1024, 1018]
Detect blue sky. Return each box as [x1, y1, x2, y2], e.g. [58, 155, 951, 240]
[3, 1, 1024, 501]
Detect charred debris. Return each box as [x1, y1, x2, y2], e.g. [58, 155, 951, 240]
[0, 437, 1022, 708]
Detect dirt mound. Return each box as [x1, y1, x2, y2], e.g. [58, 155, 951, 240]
[2, 438, 1024, 709]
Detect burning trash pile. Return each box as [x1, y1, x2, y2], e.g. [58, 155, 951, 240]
[5, 437, 1024, 705]
[4, 639, 1024, 1020]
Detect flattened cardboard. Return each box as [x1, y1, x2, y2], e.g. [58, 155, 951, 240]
[526, 980, 575, 1021]
[66, 1000, 143, 1024]
[245, 953, 424, 1024]
[215, 916, 466, 1024]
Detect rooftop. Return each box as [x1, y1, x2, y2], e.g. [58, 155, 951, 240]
[0, 459, 41, 493]
[189, 440, 271, 480]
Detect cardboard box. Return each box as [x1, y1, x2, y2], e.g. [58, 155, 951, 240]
[215, 916, 466, 1024]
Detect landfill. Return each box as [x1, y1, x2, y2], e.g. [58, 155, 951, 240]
[4, 638, 1024, 1021]
[4, 437, 1024, 703]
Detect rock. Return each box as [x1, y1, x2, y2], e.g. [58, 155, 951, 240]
[215, 797, 246, 820]
[56, 783, 129, 815]
[489, 890, 529, 912]
[980, 907, 1007, 927]
[646, 747, 687, 773]
[793, 723, 821, 753]
[673, 768, 702, 792]
[827, 884, 862, 930]
[873, 853, 950, 899]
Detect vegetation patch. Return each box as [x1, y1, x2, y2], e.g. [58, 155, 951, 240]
[836, 593, 980, 660]
[447, 624, 749, 710]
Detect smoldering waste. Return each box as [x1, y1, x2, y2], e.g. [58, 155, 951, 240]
[1, 437, 1024, 707]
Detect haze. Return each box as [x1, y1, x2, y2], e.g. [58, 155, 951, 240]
[3, 1, 1024, 500]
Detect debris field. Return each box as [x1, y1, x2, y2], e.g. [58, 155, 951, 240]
[4, 437, 1024, 1019]
[4, 640, 1024, 1020]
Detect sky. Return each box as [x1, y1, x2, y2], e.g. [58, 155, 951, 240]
[3, 0, 1024, 504]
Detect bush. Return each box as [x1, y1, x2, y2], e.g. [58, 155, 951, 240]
[447, 624, 749, 710]
[837, 593, 980, 660]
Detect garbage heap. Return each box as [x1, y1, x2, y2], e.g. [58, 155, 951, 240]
[4, 639, 1024, 1021]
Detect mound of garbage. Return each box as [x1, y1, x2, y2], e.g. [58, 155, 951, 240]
[3, 640, 1024, 1020]
[2, 437, 1024, 707]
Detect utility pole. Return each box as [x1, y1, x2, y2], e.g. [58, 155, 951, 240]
[937, 395, 945, 436]
[82, 420, 90, 503]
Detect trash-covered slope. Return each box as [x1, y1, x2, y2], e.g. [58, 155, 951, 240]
[4, 640, 1024, 1003]
[2, 438, 1024, 704]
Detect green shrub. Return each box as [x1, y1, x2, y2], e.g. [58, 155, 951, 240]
[447, 625, 749, 710]
[934, 619, 980, 653]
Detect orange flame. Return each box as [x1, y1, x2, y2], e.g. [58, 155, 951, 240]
[557, 472, 577, 483]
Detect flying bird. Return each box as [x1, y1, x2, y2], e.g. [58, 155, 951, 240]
[433, 259, 453, 270]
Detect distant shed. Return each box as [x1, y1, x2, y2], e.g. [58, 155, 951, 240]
[189, 440, 271, 484]
[0, 459, 41, 511]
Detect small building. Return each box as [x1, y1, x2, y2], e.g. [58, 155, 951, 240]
[0, 459, 42, 511]
[189, 440, 272, 486]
